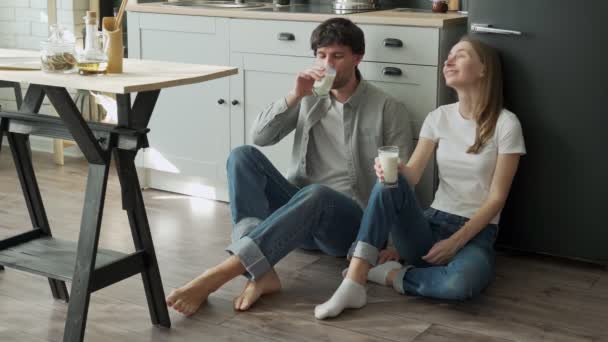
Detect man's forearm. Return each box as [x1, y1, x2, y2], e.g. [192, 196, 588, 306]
[251, 95, 300, 146]
[285, 90, 304, 108]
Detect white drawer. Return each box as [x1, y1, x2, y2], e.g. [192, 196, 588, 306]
[230, 19, 317, 57]
[360, 62, 438, 132]
[230, 20, 440, 66]
[139, 13, 216, 34]
[360, 25, 439, 65]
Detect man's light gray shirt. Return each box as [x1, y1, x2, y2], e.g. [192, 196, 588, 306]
[307, 97, 353, 198]
[250, 80, 414, 208]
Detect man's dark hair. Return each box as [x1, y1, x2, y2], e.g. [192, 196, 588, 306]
[310, 18, 365, 56]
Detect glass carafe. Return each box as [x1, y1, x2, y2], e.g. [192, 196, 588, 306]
[76, 11, 108, 75]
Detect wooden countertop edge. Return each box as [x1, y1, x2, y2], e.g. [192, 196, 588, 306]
[122, 67, 238, 94]
[0, 51, 239, 94]
[0, 67, 238, 94]
[126, 3, 467, 28]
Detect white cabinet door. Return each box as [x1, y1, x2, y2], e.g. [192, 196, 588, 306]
[129, 14, 232, 201]
[230, 53, 314, 176]
[365, 67, 437, 209]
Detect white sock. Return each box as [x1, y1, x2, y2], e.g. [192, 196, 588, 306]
[314, 278, 366, 320]
[367, 261, 403, 286]
[341, 261, 403, 286]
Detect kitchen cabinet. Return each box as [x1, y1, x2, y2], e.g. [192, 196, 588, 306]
[229, 53, 311, 175]
[128, 13, 465, 206]
[128, 13, 232, 200]
[229, 19, 459, 207]
[361, 63, 438, 207]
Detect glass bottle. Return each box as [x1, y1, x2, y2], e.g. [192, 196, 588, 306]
[77, 11, 108, 75]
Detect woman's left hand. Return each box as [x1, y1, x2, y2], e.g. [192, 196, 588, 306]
[421, 237, 463, 265]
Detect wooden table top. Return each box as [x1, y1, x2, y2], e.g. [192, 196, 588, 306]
[0, 49, 238, 94]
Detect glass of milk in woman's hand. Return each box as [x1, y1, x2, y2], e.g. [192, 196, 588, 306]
[378, 146, 400, 187]
[312, 63, 336, 96]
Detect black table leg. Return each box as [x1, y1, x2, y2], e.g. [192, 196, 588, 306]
[0, 118, 4, 272]
[113, 91, 170, 327]
[62, 163, 111, 342]
[2, 85, 171, 341]
[43, 86, 113, 342]
[8, 134, 70, 301]
[42, 86, 170, 341]
[4, 85, 70, 300]
[113, 150, 170, 327]
[1, 117, 6, 152]
[13, 84, 23, 110]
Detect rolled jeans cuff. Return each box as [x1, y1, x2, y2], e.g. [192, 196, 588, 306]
[225, 236, 271, 280]
[392, 265, 414, 294]
[348, 241, 380, 266]
[232, 217, 262, 243]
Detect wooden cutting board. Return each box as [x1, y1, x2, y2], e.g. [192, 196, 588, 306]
[0, 57, 41, 70]
[0, 50, 40, 70]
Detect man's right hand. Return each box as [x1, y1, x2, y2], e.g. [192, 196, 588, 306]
[289, 66, 325, 101]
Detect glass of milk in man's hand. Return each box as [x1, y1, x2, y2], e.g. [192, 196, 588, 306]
[378, 146, 400, 188]
[312, 62, 336, 97]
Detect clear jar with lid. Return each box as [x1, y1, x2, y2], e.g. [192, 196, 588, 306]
[40, 25, 77, 73]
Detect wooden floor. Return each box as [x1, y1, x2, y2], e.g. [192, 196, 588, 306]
[1, 150, 607, 342]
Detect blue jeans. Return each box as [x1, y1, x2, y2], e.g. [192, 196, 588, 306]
[225, 145, 363, 280]
[349, 176, 498, 300]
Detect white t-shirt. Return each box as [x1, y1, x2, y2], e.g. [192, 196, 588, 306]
[419, 103, 526, 224]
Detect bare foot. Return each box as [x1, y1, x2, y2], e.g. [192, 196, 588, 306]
[166, 271, 220, 316]
[233, 269, 281, 311]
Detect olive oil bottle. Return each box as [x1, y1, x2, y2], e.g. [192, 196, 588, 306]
[77, 11, 107, 76]
[77, 61, 107, 75]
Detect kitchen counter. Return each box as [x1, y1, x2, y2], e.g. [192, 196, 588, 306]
[127, 1, 467, 27]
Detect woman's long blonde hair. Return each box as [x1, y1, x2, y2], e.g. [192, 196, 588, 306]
[460, 36, 504, 154]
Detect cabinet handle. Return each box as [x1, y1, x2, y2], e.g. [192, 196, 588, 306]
[231, 100, 240, 106]
[383, 38, 403, 48]
[382, 67, 403, 76]
[217, 99, 225, 104]
[277, 32, 295, 41]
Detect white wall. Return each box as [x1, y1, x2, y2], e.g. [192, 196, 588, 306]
[1, 0, 90, 153]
